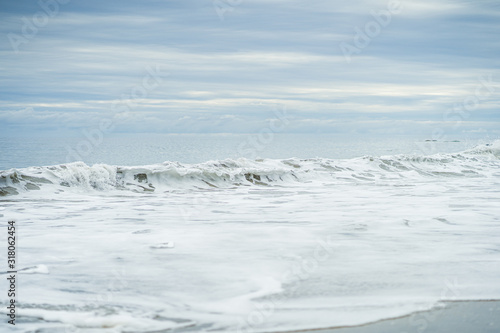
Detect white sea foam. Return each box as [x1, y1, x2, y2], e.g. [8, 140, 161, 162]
[1, 140, 499, 196]
[1, 141, 499, 332]
[18, 264, 49, 274]
[1, 308, 189, 332]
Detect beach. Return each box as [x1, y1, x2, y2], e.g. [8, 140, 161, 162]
[291, 301, 500, 333]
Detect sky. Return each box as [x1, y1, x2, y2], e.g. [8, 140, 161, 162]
[0, 0, 499, 137]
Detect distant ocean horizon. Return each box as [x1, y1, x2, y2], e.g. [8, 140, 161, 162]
[1, 133, 496, 170]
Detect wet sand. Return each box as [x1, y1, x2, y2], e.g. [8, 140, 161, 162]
[279, 300, 500, 333]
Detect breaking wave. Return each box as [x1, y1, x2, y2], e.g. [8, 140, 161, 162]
[1, 141, 499, 196]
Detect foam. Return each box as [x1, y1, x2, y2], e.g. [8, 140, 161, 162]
[1, 140, 499, 332]
[1, 140, 499, 196]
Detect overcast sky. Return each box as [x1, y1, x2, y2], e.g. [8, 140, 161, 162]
[1, 0, 499, 136]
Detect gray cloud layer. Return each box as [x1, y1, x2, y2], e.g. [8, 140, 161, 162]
[1, 0, 499, 135]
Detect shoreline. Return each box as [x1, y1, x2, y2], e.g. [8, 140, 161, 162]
[270, 300, 500, 333]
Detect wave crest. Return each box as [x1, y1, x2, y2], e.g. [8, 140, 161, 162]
[1, 141, 499, 196]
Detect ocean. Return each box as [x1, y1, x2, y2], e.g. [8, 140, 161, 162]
[1, 134, 499, 332]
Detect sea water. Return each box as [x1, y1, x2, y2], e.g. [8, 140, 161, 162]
[1, 134, 499, 332]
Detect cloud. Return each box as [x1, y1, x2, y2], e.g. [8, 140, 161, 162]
[0, 0, 499, 136]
